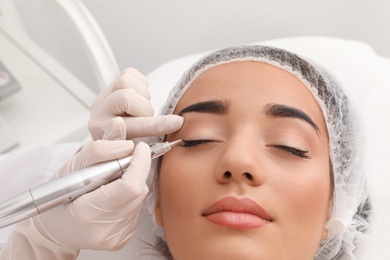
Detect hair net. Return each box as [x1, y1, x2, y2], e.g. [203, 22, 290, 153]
[147, 45, 370, 259]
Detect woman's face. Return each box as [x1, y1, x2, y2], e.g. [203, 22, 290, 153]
[155, 61, 331, 259]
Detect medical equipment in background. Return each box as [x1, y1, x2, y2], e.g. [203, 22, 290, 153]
[0, 0, 120, 153]
[0, 60, 20, 152]
[0, 140, 183, 229]
[0, 60, 20, 100]
[51, 0, 120, 91]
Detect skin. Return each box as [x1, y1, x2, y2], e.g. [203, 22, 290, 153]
[154, 61, 331, 260]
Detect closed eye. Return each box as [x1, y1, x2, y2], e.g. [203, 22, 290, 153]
[180, 139, 216, 148]
[271, 145, 311, 159]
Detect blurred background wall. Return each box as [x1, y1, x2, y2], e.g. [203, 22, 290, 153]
[13, 0, 390, 93]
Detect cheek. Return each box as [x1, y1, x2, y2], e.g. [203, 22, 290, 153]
[273, 158, 331, 234]
[286, 171, 330, 216]
[155, 152, 215, 257]
[156, 151, 211, 225]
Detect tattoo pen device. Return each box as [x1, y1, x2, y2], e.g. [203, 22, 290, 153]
[0, 140, 182, 229]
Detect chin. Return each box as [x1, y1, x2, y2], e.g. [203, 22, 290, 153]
[170, 240, 318, 260]
[173, 240, 273, 260]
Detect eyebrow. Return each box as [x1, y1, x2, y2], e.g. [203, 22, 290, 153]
[264, 103, 320, 133]
[178, 100, 230, 116]
[178, 100, 320, 134]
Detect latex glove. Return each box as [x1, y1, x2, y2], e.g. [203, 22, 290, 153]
[33, 122, 151, 250]
[89, 67, 183, 140]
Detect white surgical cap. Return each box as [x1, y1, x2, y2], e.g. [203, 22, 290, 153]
[148, 45, 370, 259]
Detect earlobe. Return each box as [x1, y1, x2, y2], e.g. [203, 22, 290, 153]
[154, 201, 164, 227]
[321, 211, 330, 240]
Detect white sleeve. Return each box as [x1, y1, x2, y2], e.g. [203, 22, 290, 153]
[0, 143, 82, 259]
[0, 219, 79, 260]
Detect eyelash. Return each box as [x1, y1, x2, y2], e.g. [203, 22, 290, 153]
[272, 145, 311, 159]
[180, 140, 311, 159]
[180, 139, 215, 147]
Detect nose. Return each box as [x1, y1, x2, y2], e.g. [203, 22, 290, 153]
[215, 137, 264, 186]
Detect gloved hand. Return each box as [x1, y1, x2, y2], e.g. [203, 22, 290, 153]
[88, 67, 183, 140]
[33, 118, 151, 250]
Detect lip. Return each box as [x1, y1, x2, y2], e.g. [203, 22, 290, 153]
[202, 196, 272, 228]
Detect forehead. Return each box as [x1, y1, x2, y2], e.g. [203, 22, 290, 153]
[175, 61, 321, 114]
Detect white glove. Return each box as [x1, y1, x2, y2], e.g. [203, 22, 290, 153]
[88, 67, 183, 140]
[33, 119, 151, 250]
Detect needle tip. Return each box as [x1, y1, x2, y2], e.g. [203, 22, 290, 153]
[168, 139, 183, 147]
